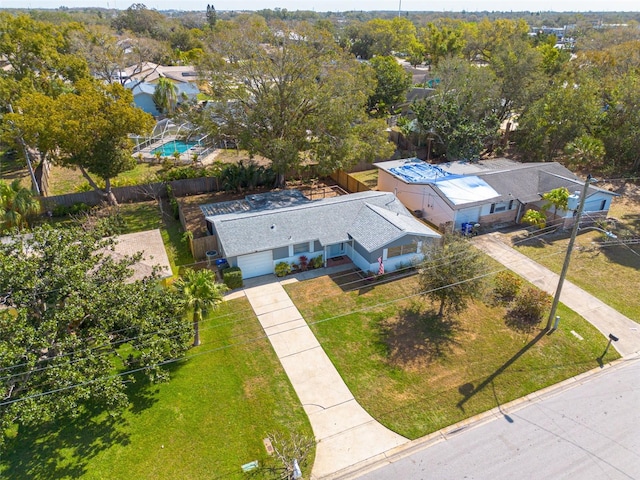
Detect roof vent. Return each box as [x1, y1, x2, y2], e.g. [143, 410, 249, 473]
[270, 224, 276, 230]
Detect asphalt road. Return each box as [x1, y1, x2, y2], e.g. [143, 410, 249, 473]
[357, 357, 640, 480]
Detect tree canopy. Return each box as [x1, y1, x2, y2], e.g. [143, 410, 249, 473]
[0, 226, 191, 446]
[0, 179, 40, 233]
[419, 236, 487, 318]
[8, 80, 154, 204]
[175, 268, 227, 346]
[198, 20, 393, 184]
[367, 55, 412, 118]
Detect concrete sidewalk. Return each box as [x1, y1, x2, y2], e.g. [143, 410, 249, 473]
[473, 232, 640, 356]
[242, 274, 408, 479]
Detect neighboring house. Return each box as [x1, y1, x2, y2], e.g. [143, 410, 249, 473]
[375, 158, 618, 232]
[201, 190, 441, 279]
[126, 81, 200, 116]
[120, 62, 198, 84]
[121, 62, 201, 116]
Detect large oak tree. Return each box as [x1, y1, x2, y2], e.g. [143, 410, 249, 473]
[198, 19, 393, 185]
[0, 226, 192, 446]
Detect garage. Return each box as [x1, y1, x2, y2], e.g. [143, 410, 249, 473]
[237, 250, 274, 279]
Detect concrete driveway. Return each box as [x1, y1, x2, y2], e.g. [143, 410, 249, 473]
[242, 274, 409, 479]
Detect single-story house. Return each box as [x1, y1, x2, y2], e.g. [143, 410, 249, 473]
[120, 62, 198, 84]
[125, 81, 200, 116]
[201, 190, 441, 279]
[375, 158, 618, 232]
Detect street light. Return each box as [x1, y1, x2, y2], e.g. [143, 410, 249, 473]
[546, 174, 596, 331]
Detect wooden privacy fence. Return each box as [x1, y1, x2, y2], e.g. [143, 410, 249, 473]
[330, 170, 371, 194]
[170, 177, 221, 197]
[41, 182, 168, 209]
[42, 176, 225, 209]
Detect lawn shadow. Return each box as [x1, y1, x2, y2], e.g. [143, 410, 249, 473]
[1, 366, 180, 479]
[377, 301, 460, 367]
[328, 267, 418, 296]
[126, 361, 183, 414]
[1, 405, 131, 480]
[457, 329, 547, 412]
[598, 241, 640, 270]
[504, 311, 543, 334]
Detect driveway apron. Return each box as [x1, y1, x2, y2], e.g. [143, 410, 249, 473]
[242, 275, 408, 479]
[473, 233, 640, 356]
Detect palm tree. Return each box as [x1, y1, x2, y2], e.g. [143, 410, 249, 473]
[0, 179, 40, 233]
[152, 77, 178, 116]
[175, 268, 228, 346]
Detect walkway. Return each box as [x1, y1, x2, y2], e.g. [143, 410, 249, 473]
[473, 232, 640, 357]
[242, 272, 408, 479]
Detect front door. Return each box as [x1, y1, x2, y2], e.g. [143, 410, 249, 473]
[328, 243, 345, 258]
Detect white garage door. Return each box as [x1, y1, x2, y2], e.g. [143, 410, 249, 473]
[237, 250, 274, 279]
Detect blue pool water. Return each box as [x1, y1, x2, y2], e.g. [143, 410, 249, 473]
[151, 140, 197, 156]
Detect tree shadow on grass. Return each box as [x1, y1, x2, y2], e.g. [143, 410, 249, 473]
[457, 329, 547, 412]
[1, 366, 180, 480]
[1, 405, 131, 480]
[504, 311, 543, 334]
[377, 301, 461, 367]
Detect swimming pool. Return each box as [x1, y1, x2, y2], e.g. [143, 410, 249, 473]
[151, 140, 197, 157]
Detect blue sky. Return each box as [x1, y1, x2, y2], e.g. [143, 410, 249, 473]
[1, 0, 638, 12]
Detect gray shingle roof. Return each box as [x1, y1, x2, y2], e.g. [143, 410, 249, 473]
[208, 191, 440, 258]
[350, 204, 440, 252]
[477, 163, 614, 204]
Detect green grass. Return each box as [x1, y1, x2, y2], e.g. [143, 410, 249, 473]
[47, 163, 163, 196]
[0, 149, 32, 188]
[284, 270, 619, 439]
[349, 169, 378, 189]
[0, 298, 314, 479]
[115, 201, 193, 275]
[512, 197, 640, 322]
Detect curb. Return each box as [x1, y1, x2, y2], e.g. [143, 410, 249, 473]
[321, 352, 640, 480]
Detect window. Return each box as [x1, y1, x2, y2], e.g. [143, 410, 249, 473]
[293, 242, 309, 254]
[387, 243, 418, 258]
[490, 202, 508, 214]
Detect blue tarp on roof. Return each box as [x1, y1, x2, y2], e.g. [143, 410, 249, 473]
[389, 162, 451, 183]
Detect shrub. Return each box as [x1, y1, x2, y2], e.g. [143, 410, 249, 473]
[493, 271, 523, 303]
[522, 209, 546, 229]
[166, 184, 180, 220]
[222, 267, 243, 290]
[275, 261, 291, 277]
[311, 255, 323, 269]
[52, 202, 92, 217]
[157, 166, 206, 182]
[298, 255, 308, 271]
[506, 286, 552, 331]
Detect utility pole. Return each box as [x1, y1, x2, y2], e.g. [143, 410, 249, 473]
[546, 174, 593, 331]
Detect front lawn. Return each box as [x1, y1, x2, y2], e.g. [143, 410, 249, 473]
[512, 193, 640, 322]
[0, 298, 314, 479]
[284, 270, 618, 438]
